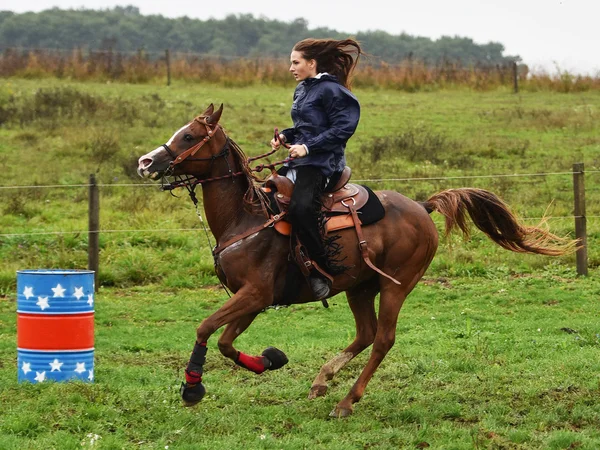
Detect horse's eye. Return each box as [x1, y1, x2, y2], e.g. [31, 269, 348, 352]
[183, 134, 194, 142]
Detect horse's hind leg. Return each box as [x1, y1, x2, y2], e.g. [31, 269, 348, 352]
[331, 277, 417, 418]
[308, 279, 379, 399]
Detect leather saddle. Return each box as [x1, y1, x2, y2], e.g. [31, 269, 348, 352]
[214, 166, 401, 288]
[261, 166, 370, 235]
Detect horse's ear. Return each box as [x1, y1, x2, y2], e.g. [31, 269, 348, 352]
[206, 103, 223, 125]
[201, 104, 215, 116]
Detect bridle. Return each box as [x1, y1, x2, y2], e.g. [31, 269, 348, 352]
[160, 123, 292, 192]
[162, 117, 228, 169]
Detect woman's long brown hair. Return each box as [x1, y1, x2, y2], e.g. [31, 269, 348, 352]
[293, 38, 362, 89]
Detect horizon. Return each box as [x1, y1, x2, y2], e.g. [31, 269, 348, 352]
[1, 1, 599, 76]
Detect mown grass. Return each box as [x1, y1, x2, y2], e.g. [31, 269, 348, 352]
[1, 275, 600, 448]
[0, 78, 599, 447]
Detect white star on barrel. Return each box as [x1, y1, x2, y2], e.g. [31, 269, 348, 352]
[52, 284, 66, 297]
[21, 361, 32, 375]
[23, 286, 34, 299]
[87, 294, 94, 307]
[49, 359, 63, 372]
[74, 362, 86, 374]
[73, 286, 85, 300]
[34, 371, 46, 383]
[36, 296, 50, 311]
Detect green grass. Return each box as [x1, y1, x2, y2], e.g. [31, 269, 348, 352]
[0, 77, 599, 447]
[1, 275, 600, 449]
[0, 78, 598, 292]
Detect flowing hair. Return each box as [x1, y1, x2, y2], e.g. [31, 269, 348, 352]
[293, 38, 362, 90]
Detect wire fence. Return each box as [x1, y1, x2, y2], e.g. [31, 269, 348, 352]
[1, 168, 598, 239]
[1, 165, 596, 276]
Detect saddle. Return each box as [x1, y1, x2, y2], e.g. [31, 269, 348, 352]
[261, 167, 401, 287]
[262, 166, 370, 235]
[212, 167, 400, 291]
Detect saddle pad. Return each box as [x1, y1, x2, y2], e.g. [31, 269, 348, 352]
[330, 185, 385, 226]
[269, 185, 385, 235]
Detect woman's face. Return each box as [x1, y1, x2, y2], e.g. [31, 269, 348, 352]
[289, 50, 317, 81]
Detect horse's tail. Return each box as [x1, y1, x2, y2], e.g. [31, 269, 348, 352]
[423, 188, 579, 256]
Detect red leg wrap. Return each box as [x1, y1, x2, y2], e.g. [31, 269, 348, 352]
[185, 370, 202, 384]
[236, 352, 267, 374]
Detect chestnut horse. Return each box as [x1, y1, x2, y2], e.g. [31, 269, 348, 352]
[137, 104, 576, 417]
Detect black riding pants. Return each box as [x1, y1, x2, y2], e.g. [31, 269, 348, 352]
[288, 165, 328, 269]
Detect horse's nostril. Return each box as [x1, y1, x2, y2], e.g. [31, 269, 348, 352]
[140, 158, 153, 169]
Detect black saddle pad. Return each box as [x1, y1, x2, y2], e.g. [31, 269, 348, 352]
[326, 184, 385, 226]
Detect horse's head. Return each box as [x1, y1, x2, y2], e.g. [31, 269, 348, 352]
[137, 103, 227, 180]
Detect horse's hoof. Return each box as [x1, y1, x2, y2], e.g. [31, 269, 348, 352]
[329, 405, 353, 418]
[262, 347, 288, 371]
[180, 381, 206, 407]
[308, 384, 328, 399]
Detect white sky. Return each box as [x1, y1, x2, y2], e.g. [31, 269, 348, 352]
[3, 0, 599, 75]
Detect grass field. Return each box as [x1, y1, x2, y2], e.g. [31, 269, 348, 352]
[0, 78, 598, 290]
[0, 78, 599, 448]
[1, 277, 600, 449]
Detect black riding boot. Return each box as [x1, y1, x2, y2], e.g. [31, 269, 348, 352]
[288, 166, 331, 300]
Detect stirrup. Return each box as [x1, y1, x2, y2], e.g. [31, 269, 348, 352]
[309, 275, 331, 301]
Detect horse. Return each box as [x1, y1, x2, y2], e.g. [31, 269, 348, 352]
[137, 104, 577, 417]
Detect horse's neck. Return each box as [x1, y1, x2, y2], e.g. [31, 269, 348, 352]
[201, 159, 253, 241]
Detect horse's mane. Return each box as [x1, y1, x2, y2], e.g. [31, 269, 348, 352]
[228, 138, 271, 217]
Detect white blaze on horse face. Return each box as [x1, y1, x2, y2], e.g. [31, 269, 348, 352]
[166, 124, 190, 146]
[137, 123, 192, 178]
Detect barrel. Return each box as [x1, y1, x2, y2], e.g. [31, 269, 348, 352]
[17, 269, 95, 383]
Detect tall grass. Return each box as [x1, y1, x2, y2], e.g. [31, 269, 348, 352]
[0, 79, 598, 293]
[2, 48, 599, 91]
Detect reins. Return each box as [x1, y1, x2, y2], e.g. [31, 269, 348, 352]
[161, 128, 292, 192]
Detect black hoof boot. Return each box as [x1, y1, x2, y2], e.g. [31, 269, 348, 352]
[180, 381, 206, 407]
[262, 347, 289, 371]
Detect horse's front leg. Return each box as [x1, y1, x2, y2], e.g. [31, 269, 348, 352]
[181, 285, 273, 406]
[217, 314, 288, 374]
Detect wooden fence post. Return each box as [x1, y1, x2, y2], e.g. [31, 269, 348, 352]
[165, 49, 171, 86]
[572, 163, 587, 276]
[513, 61, 519, 93]
[88, 174, 100, 290]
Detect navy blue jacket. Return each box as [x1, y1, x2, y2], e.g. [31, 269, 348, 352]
[281, 74, 360, 178]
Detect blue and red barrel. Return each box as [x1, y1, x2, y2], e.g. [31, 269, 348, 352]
[17, 269, 95, 383]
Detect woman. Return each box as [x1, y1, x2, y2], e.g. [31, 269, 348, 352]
[271, 38, 362, 300]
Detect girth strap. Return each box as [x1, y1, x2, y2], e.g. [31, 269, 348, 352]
[213, 212, 287, 256]
[348, 205, 402, 285]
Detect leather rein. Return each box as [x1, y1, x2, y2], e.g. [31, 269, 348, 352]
[159, 122, 292, 256]
[161, 124, 291, 192]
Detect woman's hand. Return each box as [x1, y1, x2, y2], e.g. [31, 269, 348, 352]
[288, 144, 307, 158]
[270, 133, 286, 150]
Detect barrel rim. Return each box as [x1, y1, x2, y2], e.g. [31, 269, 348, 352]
[17, 269, 95, 275]
[17, 347, 95, 353]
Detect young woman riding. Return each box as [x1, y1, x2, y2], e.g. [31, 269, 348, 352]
[271, 37, 362, 300]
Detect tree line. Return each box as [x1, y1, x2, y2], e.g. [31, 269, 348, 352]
[0, 6, 519, 66]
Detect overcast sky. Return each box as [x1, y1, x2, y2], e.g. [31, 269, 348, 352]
[3, 0, 599, 75]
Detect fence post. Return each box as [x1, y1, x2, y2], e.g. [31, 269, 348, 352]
[165, 49, 171, 86]
[88, 174, 100, 290]
[572, 163, 587, 276]
[513, 61, 519, 93]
